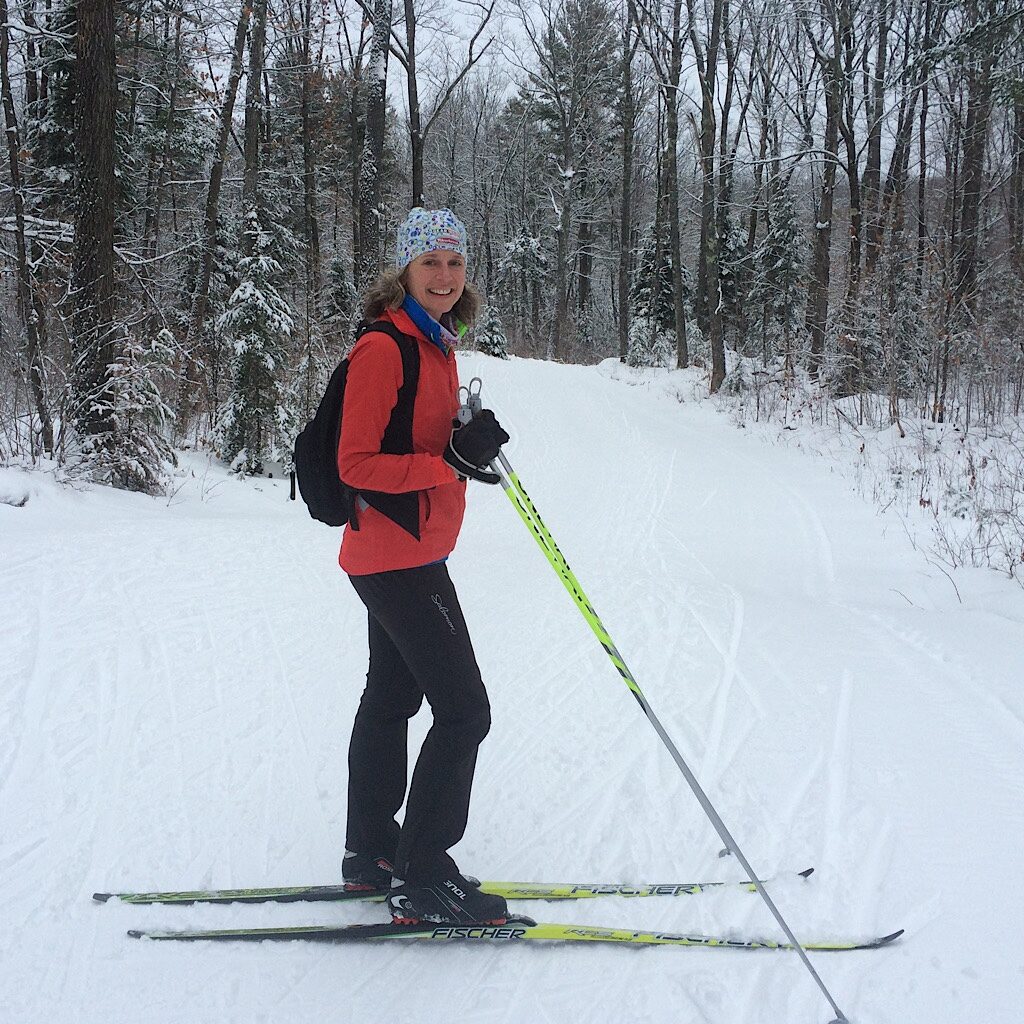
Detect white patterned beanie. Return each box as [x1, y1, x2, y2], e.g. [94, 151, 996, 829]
[395, 207, 468, 270]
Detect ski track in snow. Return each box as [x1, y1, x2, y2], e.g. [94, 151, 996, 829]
[2, 356, 1024, 1023]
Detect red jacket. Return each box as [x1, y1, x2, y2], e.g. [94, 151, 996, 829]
[337, 307, 465, 575]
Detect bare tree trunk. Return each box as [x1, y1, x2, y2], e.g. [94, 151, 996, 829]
[184, 1, 251, 363]
[358, 0, 391, 286]
[806, 64, 839, 380]
[1010, 91, 1024, 279]
[877, 61, 921, 246]
[617, 1, 638, 362]
[951, 48, 996, 315]
[746, 42, 774, 258]
[668, 0, 688, 369]
[241, 0, 269, 245]
[863, 0, 889, 276]
[577, 200, 592, 316]
[691, 0, 725, 388]
[636, 0, 686, 364]
[551, 132, 572, 360]
[349, 60, 363, 277]
[299, 0, 322, 294]
[150, 8, 184, 262]
[23, 1, 38, 112]
[395, 0, 493, 209]
[71, 0, 118, 436]
[836, 0, 863, 306]
[404, 0, 425, 206]
[0, 0, 51, 451]
[916, 0, 933, 291]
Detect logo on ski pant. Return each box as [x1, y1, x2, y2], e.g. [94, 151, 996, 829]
[431, 593, 457, 634]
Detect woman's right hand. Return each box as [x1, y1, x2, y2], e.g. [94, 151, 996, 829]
[443, 410, 509, 484]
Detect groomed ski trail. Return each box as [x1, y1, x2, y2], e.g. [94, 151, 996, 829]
[1, 354, 1022, 1023]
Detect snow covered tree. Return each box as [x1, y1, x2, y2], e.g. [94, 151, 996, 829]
[323, 255, 360, 348]
[626, 228, 678, 367]
[879, 240, 929, 396]
[521, 0, 620, 359]
[717, 194, 750, 350]
[77, 329, 177, 493]
[218, 211, 296, 475]
[125, 1, 211, 264]
[474, 304, 510, 358]
[23, 0, 76, 222]
[749, 174, 804, 367]
[496, 228, 549, 346]
[575, 301, 596, 356]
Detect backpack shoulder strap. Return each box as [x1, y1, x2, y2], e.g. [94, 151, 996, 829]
[355, 321, 420, 455]
[350, 320, 422, 539]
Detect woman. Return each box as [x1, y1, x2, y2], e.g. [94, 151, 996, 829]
[336, 208, 510, 926]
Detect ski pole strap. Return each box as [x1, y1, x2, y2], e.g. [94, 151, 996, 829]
[491, 451, 850, 1024]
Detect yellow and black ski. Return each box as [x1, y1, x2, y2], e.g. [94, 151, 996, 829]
[95, 868, 813, 906]
[127, 916, 903, 952]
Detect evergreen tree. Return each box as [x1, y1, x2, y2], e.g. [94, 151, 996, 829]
[24, 0, 76, 221]
[749, 174, 804, 367]
[880, 239, 929, 395]
[123, 1, 211, 253]
[525, 0, 620, 358]
[496, 228, 549, 343]
[717, 206, 750, 350]
[323, 255, 359, 348]
[475, 305, 510, 358]
[77, 329, 177, 494]
[576, 301, 596, 355]
[218, 210, 296, 475]
[626, 229, 678, 367]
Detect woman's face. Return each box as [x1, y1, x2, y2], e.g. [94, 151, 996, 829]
[403, 249, 466, 323]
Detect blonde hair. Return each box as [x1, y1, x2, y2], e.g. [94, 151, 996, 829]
[362, 267, 482, 328]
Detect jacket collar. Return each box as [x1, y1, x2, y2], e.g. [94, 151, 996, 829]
[398, 295, 461, 355]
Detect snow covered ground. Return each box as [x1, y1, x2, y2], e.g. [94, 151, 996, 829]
[2, 352, 1023, 1024]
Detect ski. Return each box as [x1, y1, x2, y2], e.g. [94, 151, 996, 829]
[95, 867, 813, 906]
[127, 915, 903, 951]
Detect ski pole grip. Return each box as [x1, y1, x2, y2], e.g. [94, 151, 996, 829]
[456, 377, 484, 425]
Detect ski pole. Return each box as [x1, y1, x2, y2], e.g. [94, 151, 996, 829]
[492, 450, 849, 1024]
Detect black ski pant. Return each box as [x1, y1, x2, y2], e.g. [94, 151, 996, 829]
[345, 563, 491, 883]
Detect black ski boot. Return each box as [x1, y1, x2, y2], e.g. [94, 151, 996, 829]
[342, 851, 394, 891]
[387, 873, 508, 925]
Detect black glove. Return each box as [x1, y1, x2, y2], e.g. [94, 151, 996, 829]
[443, 409, 509, 485]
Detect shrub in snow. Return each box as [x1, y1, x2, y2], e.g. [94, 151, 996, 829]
[74, 330, 177, 495]
[716, 360, 1024, 587]
[627, 315, 674, 368]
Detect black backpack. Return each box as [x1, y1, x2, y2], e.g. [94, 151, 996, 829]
[293, 321, 423, 538]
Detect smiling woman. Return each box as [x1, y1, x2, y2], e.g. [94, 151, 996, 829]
[404, 250, 467, 323]
[361, 209, 481, 330]
[334, 207, 511, 929]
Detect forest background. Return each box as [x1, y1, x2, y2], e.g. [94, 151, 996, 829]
[0, 0, 1021, 578]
